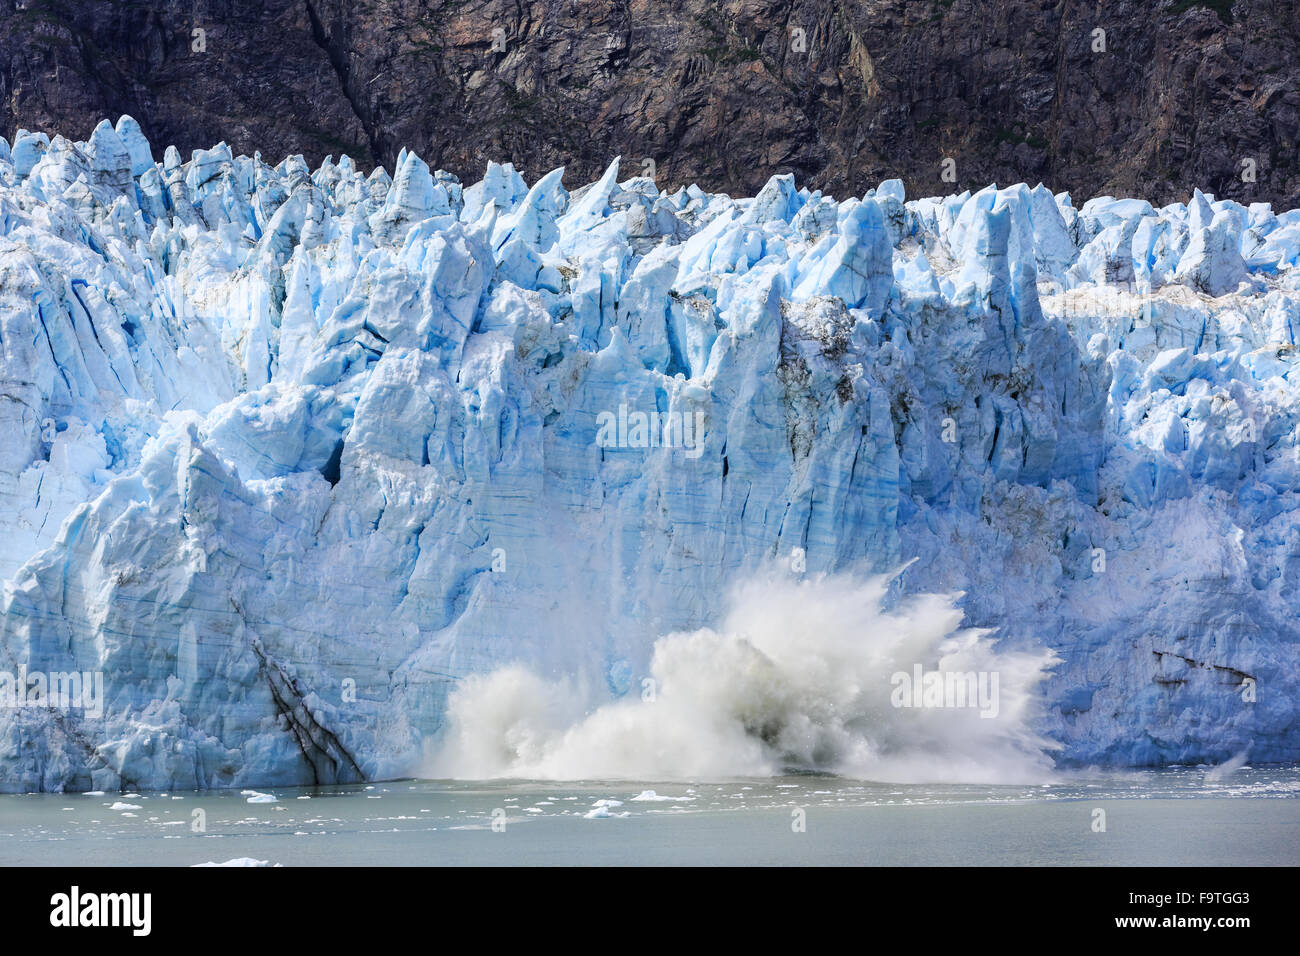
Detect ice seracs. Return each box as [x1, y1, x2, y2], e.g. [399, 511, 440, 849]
[0, 115, 1297, 792]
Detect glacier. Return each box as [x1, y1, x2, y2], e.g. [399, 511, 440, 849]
[0, 116, 1297, 792]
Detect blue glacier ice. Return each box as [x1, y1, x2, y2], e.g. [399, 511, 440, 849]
[0, 118, 1297, 791]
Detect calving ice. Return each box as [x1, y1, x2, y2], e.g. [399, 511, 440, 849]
[890, 665, 1000, 718]
[1, 112, 1299, 795]
[49, 887, 151, 936]
[431, 574, 1053, 782]
[595, 403, 707, 459]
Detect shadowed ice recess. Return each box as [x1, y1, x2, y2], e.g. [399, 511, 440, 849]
[0, 117, 1298, 792]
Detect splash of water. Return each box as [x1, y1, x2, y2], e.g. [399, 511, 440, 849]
[427, 571, 1060, 783]
[1205, 749, 1251, 782]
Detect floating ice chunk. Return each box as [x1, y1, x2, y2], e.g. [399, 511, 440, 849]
[583, 803, 630, 819]
[193, 858, 279, 867]
[630, 790, 691, 802]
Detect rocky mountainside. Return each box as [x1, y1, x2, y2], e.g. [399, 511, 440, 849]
[1, 0, 1297, 207]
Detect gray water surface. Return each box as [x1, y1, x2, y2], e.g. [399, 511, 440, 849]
[2, 767, 1297, 866]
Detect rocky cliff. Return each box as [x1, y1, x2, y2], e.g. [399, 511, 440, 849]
[1, 0, 1297, 206]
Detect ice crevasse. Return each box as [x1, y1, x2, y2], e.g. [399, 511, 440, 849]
[0, 117, 1297, 791]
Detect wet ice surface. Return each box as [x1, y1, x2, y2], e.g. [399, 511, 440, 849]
[2, 767, 1297, 866]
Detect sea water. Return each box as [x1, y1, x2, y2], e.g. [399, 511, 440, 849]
[1, 767, 1296, 866]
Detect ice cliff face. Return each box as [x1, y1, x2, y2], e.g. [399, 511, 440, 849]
[0, 118, 1297, 792]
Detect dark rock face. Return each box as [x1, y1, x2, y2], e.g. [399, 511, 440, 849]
[1, 0, 1297, 206]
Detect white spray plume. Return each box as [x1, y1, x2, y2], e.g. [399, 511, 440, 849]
[1205, 749, 1251, 782]
[427, 570, 1060, 783]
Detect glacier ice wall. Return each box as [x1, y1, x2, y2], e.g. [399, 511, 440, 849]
[0, 118, 1297, 791]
